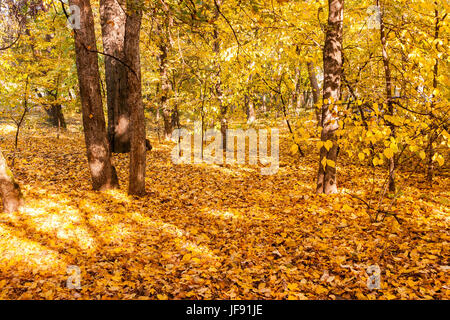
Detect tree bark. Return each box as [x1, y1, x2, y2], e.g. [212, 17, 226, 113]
[125, 0, 146, 196]
[307, 61, 321, 124]
[378, 0, 396, 192]
[157, 29, 173, 140]
[245, 75, 256, 123]
[212, 0, 227, 151]
[155, 1, 174, 140]
[99, 0, 130, 153]
[427, 4, 441, 184]
[0, 151, 23, 213]
[316, 0, 344, 195]
[45, 104, 67, 129]
[69, 0, 119, 191]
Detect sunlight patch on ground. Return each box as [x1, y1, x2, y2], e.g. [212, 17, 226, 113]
[0, 123, 16, 135]
[203, 208, 242, 220]
[12, 202, 96, 251]
[181, 240, 217, 260]
[129, 211, 186, 238]
[0, 224, 65, 275]
[105, 189, 132, 204]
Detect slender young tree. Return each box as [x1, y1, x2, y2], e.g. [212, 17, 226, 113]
[316, 0, 344, 194]
[156, 2, 174, 140]
[377, 0, 396, 192]
[68, 0, 119, 190]
[125, 0, 146, 196]
[307, 61, 321, 124]
[212, 0, 227, 151]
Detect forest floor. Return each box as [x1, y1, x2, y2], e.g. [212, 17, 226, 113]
[0, 117, 448, 300]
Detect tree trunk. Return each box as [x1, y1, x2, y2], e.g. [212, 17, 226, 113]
[171, 105, 180, 129]
[316, 0, 344, 195]
[378, 0, 396, 192]
[245, 75, 256, 123]
[45, 104, 67, 129]
[246, 97, 256, 124]
[158, 37, 173, 140]
[156, 1, 174, 140]
[427, 5, 441, 185]
[99, 0, 130, 153]
[307, 61, 321, 124]
[0, 151, 23, 213]
[125, 0, 146, 196]
[69, 0, 119, 191]
[212, 0, 227, 151]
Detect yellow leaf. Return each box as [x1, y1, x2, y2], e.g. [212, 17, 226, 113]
[287, 283, 299, 291]
[384, 148, 394, 159]
[315, 286, 328, 295]
[342, 204, 352, 212]
[321, 157, 327, 169]
[436, 154, 444, 166]
[389, 142, 398, 153]
[358, 152, 365, 161]
[290, 144, 299, 155]
[182, 253, 192, 262]
[326, 159, 335, 168]
[419, 151, 426, 160]
[324, 140, 333, 151]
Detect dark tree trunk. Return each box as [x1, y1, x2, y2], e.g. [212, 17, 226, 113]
[316, 0, 344, 195]
[69, 0, 119, 191]
[156, 1, 174, 140]
[0, 151, 23, 213]
[125, 0, 146, 196]
[158, 39, 173, 140]
[45, 104, 67, 129]
[171, 105, 180, 129]
[99, 0, 130, 153]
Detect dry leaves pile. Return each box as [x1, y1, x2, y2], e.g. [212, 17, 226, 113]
[0, 125, 448, 300]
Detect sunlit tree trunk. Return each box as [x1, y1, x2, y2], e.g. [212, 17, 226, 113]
[316, 0, 343, 195]
[99, 0, 130, 153]
[245, 75, 256, 123]
[0, 151, 22, 213]
[125, 0, 146, 196]
[69, 0, 119, 190]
